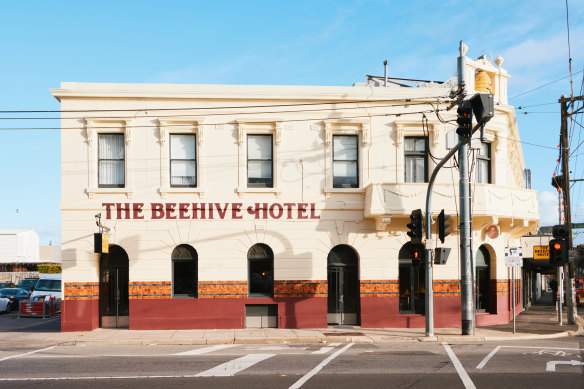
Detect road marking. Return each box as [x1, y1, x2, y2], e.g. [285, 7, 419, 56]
[476, 346, 501, 369]
[0, 346, 55, 363]
[546, 360, 584, 372]
[194, 353, 275, 377]
[311, 347, 334, 354]
[476, 345, 584, 369]
[0, 375, 202, 382]
[289, 343, 354, 389]
[172, 344, 237, 356]
[328, 343, 341, 346]
[442, 343, 476, 389]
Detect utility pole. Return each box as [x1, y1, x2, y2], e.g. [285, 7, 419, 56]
[458, 41, 474, 335]
[559, 94, 584, 325]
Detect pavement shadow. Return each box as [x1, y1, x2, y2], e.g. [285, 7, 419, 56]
[0, 311, 61, 333]
[482, 292, 579, 334]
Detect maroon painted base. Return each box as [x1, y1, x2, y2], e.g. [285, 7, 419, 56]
[60, 294, 522, 331]
[61, 299, 99, 332]
[129, 297, 328, 330]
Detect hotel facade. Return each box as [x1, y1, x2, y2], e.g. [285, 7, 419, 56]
[53, 51, 539, 331]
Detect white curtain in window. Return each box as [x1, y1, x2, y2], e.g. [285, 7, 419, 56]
[248, 135, 272, 160]
[248, 161, 272, 178]
[404, 138, 425, 152]
[171, 160, 196, 186]
[170, 134, 196, 186]
[171, 134, 196, 159]
[405, 157, 425, 183]
[98, 134, 124, 186]
[477, 160, 488, 184]
[333, 161, 357, 178]
[333, 136, 357, 160]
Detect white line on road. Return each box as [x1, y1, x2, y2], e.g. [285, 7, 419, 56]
[476, 346, 502, 369]
[311, 347, 334, 355]
[442, 343, 476, 389]
[0, 346, 56, 363]
[327, 343, 341, 346]
[172, 344, 237, 356]
[194, 353, 275, 377]
[289, 343, 354, 389]
[475, 345, 584, 370]
[546, 360, 584, 372]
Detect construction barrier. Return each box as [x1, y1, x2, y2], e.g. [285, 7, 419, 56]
[18, 296, 60, 318]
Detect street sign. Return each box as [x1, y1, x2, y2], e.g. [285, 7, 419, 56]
[533, 245, 549, 259]
[572, 223, 584, 229]
[505, 247, 523, 267]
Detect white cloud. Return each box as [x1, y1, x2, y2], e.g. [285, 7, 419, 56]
[500, 28, 584, 91]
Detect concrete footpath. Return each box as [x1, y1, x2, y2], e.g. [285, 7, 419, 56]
[0, 293, 582, 347]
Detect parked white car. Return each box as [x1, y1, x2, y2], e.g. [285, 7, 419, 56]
[30, 274, 62, 300]
[0, 297, 10, 312]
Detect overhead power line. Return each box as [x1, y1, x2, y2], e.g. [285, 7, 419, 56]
[0, 108, 450, 131]
[508, 69, 584, 101]
[0, 96, 452, 115]
[0, 101, 444, 121]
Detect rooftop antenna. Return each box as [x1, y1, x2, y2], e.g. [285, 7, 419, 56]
[383, 59, 388, 87]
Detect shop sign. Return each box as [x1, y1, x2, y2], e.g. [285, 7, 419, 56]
[101, 202, 321, 220]
[533, 245, 549, 259]
[504, 247, 523, 267]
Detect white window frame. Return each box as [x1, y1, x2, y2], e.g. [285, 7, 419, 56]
[85, 119, 133, 198]
[394, 121, 439, 184]
[323, 119, 369, 197]
[236, 120, 283, 197]
[159, 119, 206, 198]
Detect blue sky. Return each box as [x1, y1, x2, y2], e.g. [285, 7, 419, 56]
[1, 0, 583, 245]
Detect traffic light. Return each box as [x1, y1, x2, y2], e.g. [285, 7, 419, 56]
[411, 243, 425, 267]
[407, 209, 423, 241]
[456, 100, 473, 137]
[470, 93, 494, 124]
[438, 209, 451, 243]
[549, 239, 568, 266]
[552, 224, 569, 239]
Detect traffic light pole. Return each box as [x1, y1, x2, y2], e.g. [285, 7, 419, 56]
[424, 130, 471, 336]
[457, 42, 474, 335]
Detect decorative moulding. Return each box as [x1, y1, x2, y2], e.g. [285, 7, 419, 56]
[323, 119, 370, 146]
[236, 119, 284, 146]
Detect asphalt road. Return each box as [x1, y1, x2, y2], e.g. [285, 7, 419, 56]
[0, 337, 582, 388]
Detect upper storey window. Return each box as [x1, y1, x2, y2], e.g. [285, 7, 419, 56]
[404, 137, 428, 183]
[476, 142, 491, 184]
[98, 134, 125, 188]
[170, 134, 197, 187]
[247, 134, 273, 188]
[333, 135, 359, 188]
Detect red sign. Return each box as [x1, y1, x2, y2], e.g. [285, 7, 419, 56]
[101, 202, 321, 220]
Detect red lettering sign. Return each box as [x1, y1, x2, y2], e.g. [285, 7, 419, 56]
[101, 202, 320, 220]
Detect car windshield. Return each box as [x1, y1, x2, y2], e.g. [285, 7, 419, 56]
[34, 280, 61, 292]
[0, 290, 17, 296]
[18, 280, 37, 288]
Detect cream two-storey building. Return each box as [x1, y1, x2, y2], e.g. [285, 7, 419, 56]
[53, 51, 538, 331]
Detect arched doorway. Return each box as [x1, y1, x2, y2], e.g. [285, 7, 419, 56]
[99, 245, 129, 328]
[476, 245, 491, 313]
[327, 245, 359, 325]
[398, 242, 425, 314]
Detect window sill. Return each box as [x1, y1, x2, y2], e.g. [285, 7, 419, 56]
[237, 187, 282, 197]
[324, 187, 363, 198]
[86, 187, 134, 199]
[159, 187, 206, 199]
